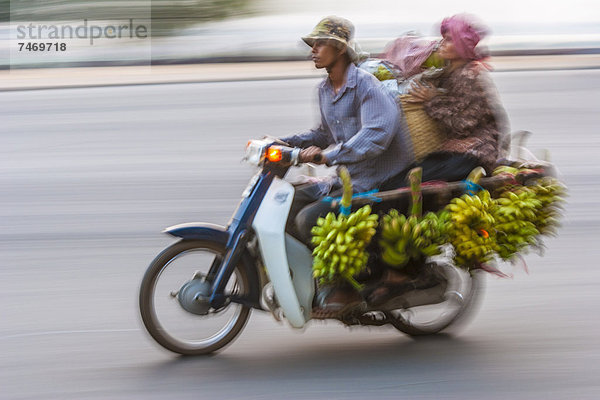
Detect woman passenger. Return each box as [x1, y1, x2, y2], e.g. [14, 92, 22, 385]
[408, 14, 509, 181]
[368, 14, 510, 306]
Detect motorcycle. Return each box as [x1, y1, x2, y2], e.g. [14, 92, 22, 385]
[139, 133, 551, 355]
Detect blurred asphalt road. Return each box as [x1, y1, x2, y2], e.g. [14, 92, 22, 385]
[1, 69, 600, 399]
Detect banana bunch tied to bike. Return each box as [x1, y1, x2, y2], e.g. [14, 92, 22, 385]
[492, 165, 566, 251]
[493, 188, 542, 260]
[529, 177, 566, 236]
[379, 210, 449, 267]
[379, 168, 450, 268]
[447, 167, 566, 267]
[311, 167, 378, 289]
[445, 189, 497, 268]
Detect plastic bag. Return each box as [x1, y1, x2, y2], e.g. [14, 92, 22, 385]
[382, 35, 441, 78]
[357, 59, 401, 82]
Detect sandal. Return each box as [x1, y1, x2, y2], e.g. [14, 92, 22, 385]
[312, 286, 365, 319]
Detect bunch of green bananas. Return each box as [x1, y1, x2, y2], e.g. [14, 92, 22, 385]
[493, 188, 541, 260]
[492, 165, 520, 176]
[379, 209, 448, 267]
[310, 167, 378, 288]
[378, 168, 449, 267]
[311, 205, 378, 288]
[374, 64, 396, 81]
[422, 51, 445, 69]
[445, 191, 497, 268]
[492, 165, 547, 183]
[529, 177, 566, 235]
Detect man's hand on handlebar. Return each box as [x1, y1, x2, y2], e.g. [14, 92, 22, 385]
[299, 146, 327, 164]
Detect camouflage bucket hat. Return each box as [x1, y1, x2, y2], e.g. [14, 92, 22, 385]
[302, 16, 361, 62]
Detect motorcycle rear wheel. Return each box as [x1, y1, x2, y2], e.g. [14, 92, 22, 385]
[139, 239, 251, 355]
[386, 265, 485, 336]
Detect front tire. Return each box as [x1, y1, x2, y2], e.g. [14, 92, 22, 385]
[139, 240, 251, 355]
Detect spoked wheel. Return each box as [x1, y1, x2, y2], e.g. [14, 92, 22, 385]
[386, 263, 485, 336]
[139, 240, 251, 355]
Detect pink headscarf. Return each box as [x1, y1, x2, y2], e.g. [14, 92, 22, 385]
[440, 14, 489, 61]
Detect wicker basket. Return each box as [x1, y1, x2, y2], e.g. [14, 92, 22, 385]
[399, 94, 445, 162]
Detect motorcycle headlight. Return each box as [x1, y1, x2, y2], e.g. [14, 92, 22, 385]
[244, 140, 269, 166]
[244, 139, 298, 166]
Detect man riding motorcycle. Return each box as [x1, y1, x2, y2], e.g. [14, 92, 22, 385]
[280, 16, 415, 317]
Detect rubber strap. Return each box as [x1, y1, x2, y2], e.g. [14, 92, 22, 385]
[462, 180, 483, 196]
[322, 189, 381, 203]
[339, 205, 352, 216]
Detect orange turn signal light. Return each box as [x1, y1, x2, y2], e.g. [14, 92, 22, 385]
[266, 147, 282, 163]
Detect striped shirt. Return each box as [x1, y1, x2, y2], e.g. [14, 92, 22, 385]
[282, 64, 414, 193]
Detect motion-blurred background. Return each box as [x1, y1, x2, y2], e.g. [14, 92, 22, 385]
[1, 1, 599, 399]
[2, 0, 600, 66]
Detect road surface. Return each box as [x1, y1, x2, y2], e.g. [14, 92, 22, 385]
[1, 68, 599, 399]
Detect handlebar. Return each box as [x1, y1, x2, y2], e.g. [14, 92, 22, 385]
[274, 145, 323, 166]
[245, 139, 324, 167]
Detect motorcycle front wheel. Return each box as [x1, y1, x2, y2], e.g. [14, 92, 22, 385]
[386, 264, 485, 336]
[139, 240, 251, 355]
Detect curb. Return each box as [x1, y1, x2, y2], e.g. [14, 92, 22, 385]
[1, 55, 600, 92]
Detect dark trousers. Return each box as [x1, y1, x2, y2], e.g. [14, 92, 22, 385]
[380, 153, 481, 190]
[419, 153, 482, 182]
[287, 183, 342, 245]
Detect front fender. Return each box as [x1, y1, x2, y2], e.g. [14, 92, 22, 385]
[163, 222, 262, 309]
[163, 222, 230, 244]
